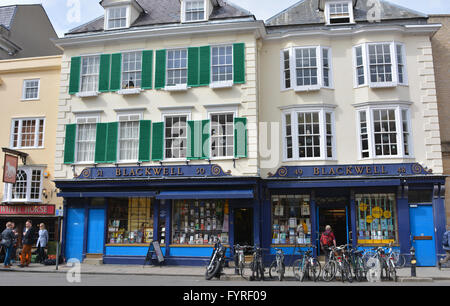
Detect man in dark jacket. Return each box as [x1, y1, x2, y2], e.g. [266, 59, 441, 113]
[439, 226, 450, 270]
[2, 222, 15, 268]
[19, 220, 34, 267]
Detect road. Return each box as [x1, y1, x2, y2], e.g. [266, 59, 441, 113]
[0, 272, 449, 286]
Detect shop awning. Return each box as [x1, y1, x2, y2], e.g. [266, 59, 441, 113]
[156, 190, 254, 200]
[58, 191, 157, 198]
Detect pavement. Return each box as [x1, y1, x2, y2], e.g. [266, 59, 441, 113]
[1, 262, 449, 283]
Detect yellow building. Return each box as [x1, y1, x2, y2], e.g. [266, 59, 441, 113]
[0, 55, 62, 241]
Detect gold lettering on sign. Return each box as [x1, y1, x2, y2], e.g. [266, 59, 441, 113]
[136, 169, 143, 176]
[329, 168, 336, 175]
[314, 168, 320, 175]
[346, 166, 353, 175]
[337, 167, 344, 175]
[145, 168, 152, 176]
[366, 166, 372, 174]
[163, 168, 169, 175]
[178, 168, 184, 175]
[116, 169, 121, 176]
[153, 168, 162, 175]
[382, 166, 387, 174]
[355, 166, 365, 175]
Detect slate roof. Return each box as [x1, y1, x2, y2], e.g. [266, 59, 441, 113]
[0, 5, 17, 30]
[68, 0, 254, 35]
[266, 0, 428, 27]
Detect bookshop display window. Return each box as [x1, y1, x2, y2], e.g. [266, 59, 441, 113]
[355, 193, 398, 245]
[108, 198, 154, 244]
[172, 200, 229, 245]
[272, 195, 311, 245]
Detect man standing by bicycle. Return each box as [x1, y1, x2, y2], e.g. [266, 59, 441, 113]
[320, 225, 337, 263]
[438, 225, 450, 270]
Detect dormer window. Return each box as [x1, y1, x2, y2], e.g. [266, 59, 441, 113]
[183, 0, 207, 22]
[325, 1, 354, 24]
[106, 6, 129, 30]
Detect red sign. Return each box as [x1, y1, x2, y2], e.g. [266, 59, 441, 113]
[3, 154, 18, 184]
[0, 205, 55, 216]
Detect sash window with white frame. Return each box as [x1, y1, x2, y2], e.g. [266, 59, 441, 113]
[22, 79, 40, 100]
[11, 118, 45, 149]
[164, 115, 188, 160]
[283, 107, 335, 161]
[356, 105, 412, 159]
[325, 1, 354, 24]
[106, 6, 128, 30]
[281, 46, 332, 91]
[353, 42, 407, 88]
[122, 51, 142, 89]
[184, 0, 205, 22]
[210, 113, 234, 158]
[75, 116, 98, 163]
[3, 166, 44, 203]
[80, 55, 100, 93]
[118, 113, 141, 162]
[167, 49, 188, 86]
[211, 45, 233, 84]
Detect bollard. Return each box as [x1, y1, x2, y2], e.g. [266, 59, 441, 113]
[410, 246, 416, 277]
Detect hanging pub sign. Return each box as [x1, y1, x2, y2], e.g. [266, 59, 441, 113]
[3, 154, 18, 184]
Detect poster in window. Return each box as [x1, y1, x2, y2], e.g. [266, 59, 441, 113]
[3, 154, 18, 184]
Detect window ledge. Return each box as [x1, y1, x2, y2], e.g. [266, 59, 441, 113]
[209, 81, 233, 89]
[294, 86, 321, 92]
[117, 88, 142, 95]
[164, 84, 188, 92]
[369, 83, 397, 89]
[76, 91, 99, 98]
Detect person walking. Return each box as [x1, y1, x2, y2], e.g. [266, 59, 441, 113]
[1, 222, 15, 268]
[320, 225, 337, 263]
[438, 226, 450, 270]
[36, 223, 49, 264]
[19, 220, 34, 268]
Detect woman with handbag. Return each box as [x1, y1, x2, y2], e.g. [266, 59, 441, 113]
[1, 222, 15, 268]
[36, 223, 49, 264]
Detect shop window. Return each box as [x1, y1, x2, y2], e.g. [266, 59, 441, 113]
[355, 193, 398, 245]
[172, 200, 229, 245]
[107, 198, 153, 244]
[271, 195, 311, 245]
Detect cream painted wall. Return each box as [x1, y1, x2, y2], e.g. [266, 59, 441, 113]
[259, 31, 442, 177]
[55, 32, 260, 179]
[0, 55, 63, 209]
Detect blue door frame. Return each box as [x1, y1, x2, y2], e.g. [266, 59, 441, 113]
[87, 208, 106, 254]
[409, 204, 436, 266]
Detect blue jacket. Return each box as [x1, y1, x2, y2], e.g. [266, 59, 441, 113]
[444, 231, 450, 251]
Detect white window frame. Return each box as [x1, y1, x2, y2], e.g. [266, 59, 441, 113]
[281, 46, 333, 92]
[2, 166, 44, 203]
[116, 112, 142, 163]
[207, 106, 238, 160]
[165, 48, 188, 91]
[181, 0, 207, 23]
[79, 54, 101, 94]
[353, 42, 407, 89]
[324, 1, 355, 25]
[282, 106, 336, 161]
[10, 117, 45, 149]
[22, 79, 40, 101]
[105, 6, 129, 30]
[210, 44, 234, 88]
[74, 115, 99, 164]
[121, 50, 143, 90]
[162, 111, 191, 161]
[355, 104, 413, 160]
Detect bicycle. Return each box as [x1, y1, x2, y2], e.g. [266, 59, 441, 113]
[234, 244, 252, 280]
[322, 245, 352, 283]
[269, 248, 286, 281]
[249, 246, 266, 281]
[343, 245, 366, 282]
[292, 246, 321, 282]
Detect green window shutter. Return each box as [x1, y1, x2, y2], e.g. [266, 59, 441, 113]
[151, 122, 164, 161]
[201, 119, 210, 159]
[105, 122, 118, 163]
[234, 117, 247, 158]
[199, 46, 211, 86]
[233, 43, 245, 84]
[98, 54, 111, 92]
[95, 123, 108, 163]
[110, 53, 122, 92]
[141, 50, 153, 90]
[155, 50, 166, 89]
[138, 120, 152, 162]
[187, 121, 199, 160]
[63, 124, 77, 164]
[68, 57, 81, 95]
[188, 47, 199, 87]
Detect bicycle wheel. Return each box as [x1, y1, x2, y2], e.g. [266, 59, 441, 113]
[292, 259, 304, 281]
[239, 261, 249, 280]
[322, 260, 337, 282]
[278, 263, 285, 282]
[268, 261, 277, 279]
[389, 264, 397, 282]
[354, 257, 366, 282]
[394, 253, 406, 268]
[343, 261, 353, 283]
[309, 259, 321, 282]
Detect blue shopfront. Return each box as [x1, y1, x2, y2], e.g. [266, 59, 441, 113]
[56, 164, 261, 266]
[261, 163, 447, 267]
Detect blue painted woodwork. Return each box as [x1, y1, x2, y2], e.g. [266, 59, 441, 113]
[65, 207, 85, 261]
[410, 205, 436, 266]
[87, 208, 105, 254]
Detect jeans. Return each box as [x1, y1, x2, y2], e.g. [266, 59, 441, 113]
[4, 245, 13, 266]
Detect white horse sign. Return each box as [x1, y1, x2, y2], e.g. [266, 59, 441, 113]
[3, 154, 18, 184]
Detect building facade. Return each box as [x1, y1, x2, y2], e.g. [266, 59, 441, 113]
[0, 55, 62, 242]
[429, 15, 450, 228]
[56, 0, 447, 267]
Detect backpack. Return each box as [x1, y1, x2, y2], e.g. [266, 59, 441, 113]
[320, 231, 333, 247]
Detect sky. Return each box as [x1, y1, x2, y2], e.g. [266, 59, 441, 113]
[2, 0, 450, 37]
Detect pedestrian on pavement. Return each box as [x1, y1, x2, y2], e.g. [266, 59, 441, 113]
[19, 220, 34, 268]
[36, 223, 49, 264]
[1, 222, 15, 268]
[320, 225, 337, 263]
[439, 225, 450, 270]
[11, 222, 18, 264]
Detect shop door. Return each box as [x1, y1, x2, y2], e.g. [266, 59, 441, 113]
[87, 208, 105, 254]
[410, 205, 436, 266]
[317, 207, 349, 252]
[234, 208, 254, 248]
[65, 208, 85, 262]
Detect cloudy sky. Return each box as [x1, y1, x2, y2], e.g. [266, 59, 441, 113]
[2, 0, 450, 37]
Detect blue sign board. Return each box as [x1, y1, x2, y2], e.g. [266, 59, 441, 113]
[268, 163, 431, 178]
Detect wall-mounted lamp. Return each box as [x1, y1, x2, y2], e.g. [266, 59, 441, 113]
[42, 188, 48, 199]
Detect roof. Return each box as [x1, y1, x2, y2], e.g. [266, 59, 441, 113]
[266, 0, 428, 27]
[68, 0, 254, 35]
[0, 5, 17, 30]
